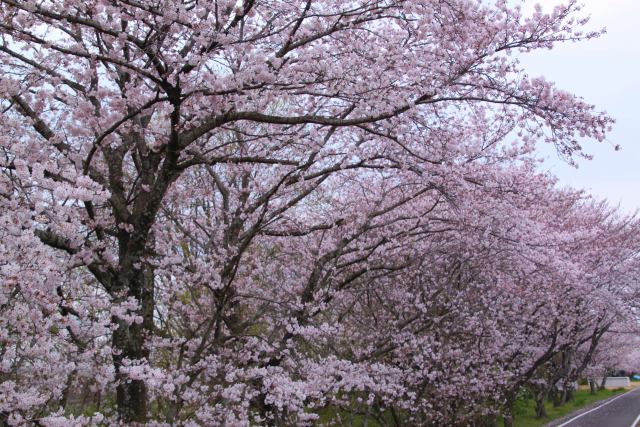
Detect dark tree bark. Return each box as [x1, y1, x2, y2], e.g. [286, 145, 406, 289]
[112, 263, 155, 424]
[534, 389, 548, 419]
[502, 395, 515, 427]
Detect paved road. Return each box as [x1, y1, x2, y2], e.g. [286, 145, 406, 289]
[549, 387, 640, 427]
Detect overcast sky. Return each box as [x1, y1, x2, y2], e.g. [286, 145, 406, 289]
[519, 0, 640, 213]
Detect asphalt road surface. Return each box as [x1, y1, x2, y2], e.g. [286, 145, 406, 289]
[550, 387, 640, 427]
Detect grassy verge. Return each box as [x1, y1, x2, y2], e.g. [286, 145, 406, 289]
[513, 388, 627, 427]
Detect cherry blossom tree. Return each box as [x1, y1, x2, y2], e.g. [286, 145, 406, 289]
[0, 0, 636, 425]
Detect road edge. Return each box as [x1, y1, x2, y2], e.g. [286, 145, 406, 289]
[543, 388, 638, 427]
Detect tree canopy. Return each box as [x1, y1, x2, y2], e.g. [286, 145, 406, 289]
[0, 0, 638, 426]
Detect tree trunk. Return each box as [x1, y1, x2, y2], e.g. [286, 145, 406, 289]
[590, 378, 597, 394]
[535, 398, 547, 419]
[113, 318, 148, 423]
[552, 394, 562, 407]
[600, 376, 607, 390]
[548, 387, 556, 407]
[503, 397, 515, 427]
[534, 389, 548, 418]
[563, 385, 574, 404]
[112, 263, 155, 424]
[503, 414, 514, 427]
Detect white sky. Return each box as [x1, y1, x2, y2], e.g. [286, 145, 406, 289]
[519, 0, 640, 213]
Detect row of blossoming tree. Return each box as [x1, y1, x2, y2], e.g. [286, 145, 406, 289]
[1, 0, 639, 425]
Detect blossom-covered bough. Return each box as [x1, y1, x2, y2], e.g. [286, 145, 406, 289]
[0, 0, 638, 425]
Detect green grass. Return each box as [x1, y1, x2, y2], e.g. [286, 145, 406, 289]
[315, 388, 627, 427]
[513, 388, 627, 427]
